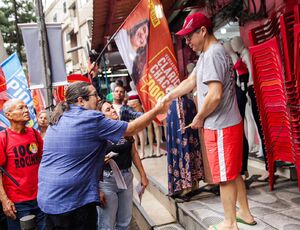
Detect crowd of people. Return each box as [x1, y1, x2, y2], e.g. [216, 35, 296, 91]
[0, 11, 257, 230]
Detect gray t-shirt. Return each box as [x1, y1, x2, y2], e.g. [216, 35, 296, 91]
[193, 42, 241, 130]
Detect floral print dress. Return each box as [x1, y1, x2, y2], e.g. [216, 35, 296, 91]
[166, 96, 204, 195]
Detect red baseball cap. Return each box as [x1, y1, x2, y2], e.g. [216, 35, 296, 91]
[176, 12, 212, 36]
[128, 94, 140, 101]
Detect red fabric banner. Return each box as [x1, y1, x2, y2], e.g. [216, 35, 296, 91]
[115, 0, 180, 121]
[53, 86, 65, 102]
[0, 67, 8, 109]
[32, 89, 46, 116]
[67, 74, 91, 83]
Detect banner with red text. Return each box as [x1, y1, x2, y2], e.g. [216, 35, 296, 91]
[114, 0, 180, 121]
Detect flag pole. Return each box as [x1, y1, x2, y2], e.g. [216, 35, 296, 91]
[34, 0, 53, 112]
[89, 0, 144, 74]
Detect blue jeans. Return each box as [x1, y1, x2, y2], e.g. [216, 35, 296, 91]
[97, 169, 133, 230]
[7, 199, 45, 230]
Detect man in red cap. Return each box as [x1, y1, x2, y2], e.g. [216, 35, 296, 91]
[163, 12, 256, 230]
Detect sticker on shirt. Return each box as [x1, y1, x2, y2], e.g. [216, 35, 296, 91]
[29, 143, 38, 154]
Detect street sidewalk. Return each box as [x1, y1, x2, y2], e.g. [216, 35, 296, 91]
[139, 146, 300, 230]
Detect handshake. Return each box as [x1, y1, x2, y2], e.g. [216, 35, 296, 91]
[153, 93, 173, 114]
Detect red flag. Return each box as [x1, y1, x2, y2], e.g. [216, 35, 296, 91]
[115, 0, 180, 121]
[53, 86, 66, 102]
[0, 67, 8, 109]
[32, 89, 46, 115]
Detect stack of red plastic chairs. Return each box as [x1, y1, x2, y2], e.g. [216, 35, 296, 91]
[249, 4, 300, 190]
[293, 23, 300, 177]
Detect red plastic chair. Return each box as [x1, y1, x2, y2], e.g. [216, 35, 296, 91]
[249, 37, 295, 190]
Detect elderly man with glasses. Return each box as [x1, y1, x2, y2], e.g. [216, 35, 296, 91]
[0, 99, 45, 229]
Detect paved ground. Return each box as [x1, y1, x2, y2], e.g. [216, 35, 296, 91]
[182, 180, 300, 230]
[140, 145, 300, 230]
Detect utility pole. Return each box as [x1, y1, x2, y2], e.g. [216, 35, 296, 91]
[34, 0, 53, 111]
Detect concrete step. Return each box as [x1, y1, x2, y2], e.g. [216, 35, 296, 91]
[132, 176, 176, 229]
[132, 165, 177, 218]
[248, 156, 297, 180]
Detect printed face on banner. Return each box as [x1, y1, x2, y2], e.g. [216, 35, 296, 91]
[131, 22, 149, 49]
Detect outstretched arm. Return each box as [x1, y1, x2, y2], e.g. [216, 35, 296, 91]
[124, 99, 167, 136]
[164, 72, 196, 103]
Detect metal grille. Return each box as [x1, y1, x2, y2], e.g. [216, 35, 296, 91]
[154, 223, 185, 230]
[202, 216, 223, 227]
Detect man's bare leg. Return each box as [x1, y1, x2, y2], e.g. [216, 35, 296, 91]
[208, 179, 238, 230]
[236, 175, 255, 223]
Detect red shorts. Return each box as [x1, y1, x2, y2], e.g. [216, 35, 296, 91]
[203, 122, 243, 183]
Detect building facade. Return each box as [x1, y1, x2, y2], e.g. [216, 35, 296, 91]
[44, 0, 93, 74]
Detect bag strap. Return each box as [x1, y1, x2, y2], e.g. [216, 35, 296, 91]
[4, 129, 8, 154]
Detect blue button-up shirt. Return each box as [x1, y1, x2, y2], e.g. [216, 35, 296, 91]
[120, 105, 142, 122]
[38, 105, 127, 214]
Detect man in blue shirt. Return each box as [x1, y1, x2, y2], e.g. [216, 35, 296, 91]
[38, 81, 166, 230]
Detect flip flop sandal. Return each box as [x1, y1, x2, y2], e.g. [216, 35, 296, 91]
[236, 217, 257, 226]
[208, 224, 218, 230]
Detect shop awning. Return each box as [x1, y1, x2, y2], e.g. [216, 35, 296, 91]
[91, 0, 204, 51]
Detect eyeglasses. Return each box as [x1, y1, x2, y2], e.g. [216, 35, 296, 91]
[184, 29, 200, 42]
[88, 93, 99, 98]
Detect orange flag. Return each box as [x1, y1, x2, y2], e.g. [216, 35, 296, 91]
[114, 0, 180, 121]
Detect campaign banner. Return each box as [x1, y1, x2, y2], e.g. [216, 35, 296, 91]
[114, 0, 180, 121]
[0, 53, 38, 128]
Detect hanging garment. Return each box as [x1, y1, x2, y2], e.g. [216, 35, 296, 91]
[166, 96, 204, 196]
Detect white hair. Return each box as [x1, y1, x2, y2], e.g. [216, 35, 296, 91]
[3, 99, 23, 114]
